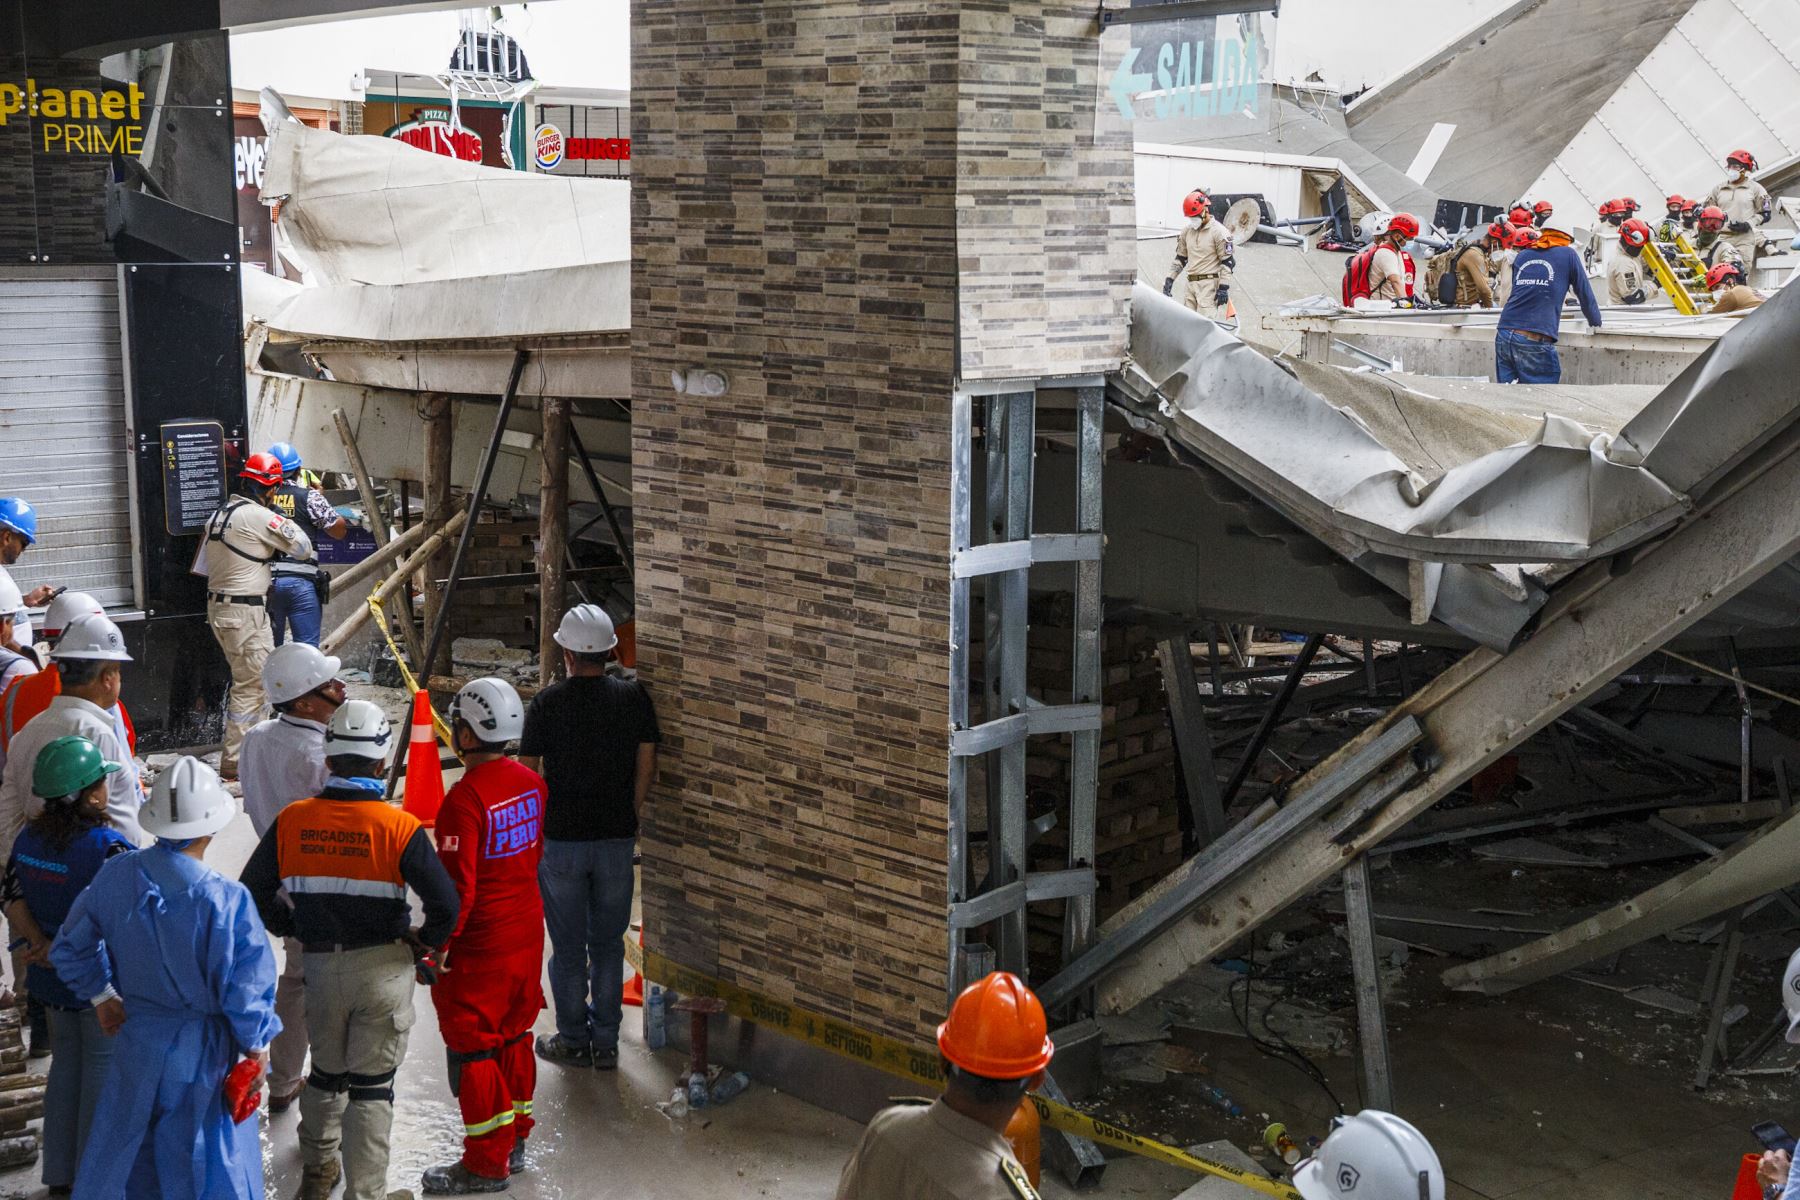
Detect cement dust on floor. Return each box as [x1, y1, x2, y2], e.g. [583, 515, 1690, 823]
[0, 811, 1199, 1200]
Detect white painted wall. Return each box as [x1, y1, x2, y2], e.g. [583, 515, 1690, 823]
[229, 0, 628, 101]
[1135, 146, 1314, 231]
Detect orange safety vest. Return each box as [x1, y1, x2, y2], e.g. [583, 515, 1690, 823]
[0, 667, 137, 755]
[275, 796, 423, 900]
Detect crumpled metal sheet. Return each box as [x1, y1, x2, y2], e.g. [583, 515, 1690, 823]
[1120, 279, 1800, 646]
[258, 117, 627, 287]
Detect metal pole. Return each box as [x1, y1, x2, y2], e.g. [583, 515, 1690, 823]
[383, 348, 530, 800]
[332, 407, 425, 671]
[568, 422, 635, 580]
[1221, 633, 1323, 805]
[1343, 855, 1394, 1110]
[539, 396, 570, 688]
[1693, 905, 1746, 1089]
[1158, 634, 1226, 847]
[1065, 384, 1104, 971]
[421, 392, 455, 679]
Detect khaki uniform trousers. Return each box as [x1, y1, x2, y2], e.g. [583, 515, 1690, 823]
[298, 942, 418, 1200]
[1184, 274, 1229, 320]
[208, 599, 272, 774]
[271, 936, 309, 1095]
[1723, 229, 1761, 268]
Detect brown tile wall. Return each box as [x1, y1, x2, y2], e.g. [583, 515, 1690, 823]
[631, 1, 1132, 1043]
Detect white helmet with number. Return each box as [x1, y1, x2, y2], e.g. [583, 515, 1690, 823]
[263, 642, 343, 705]
[142, 756, 238, 840]
[1294, 1111, 1445, 1200]
[43, 591, 102, 641]
[1358, 211, 1394, 243]
[51, 615, 132, 662]
[552, 603, 619, 655]
[449, 676, 524, 744]
[323, 699, 394, 763]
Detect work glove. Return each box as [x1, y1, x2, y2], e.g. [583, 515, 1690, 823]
[1161, 277, 1176, 297]
[407, 930, 445, 985]
[1730, 220, 1752, 234]
[1213, 284, 1230, 307]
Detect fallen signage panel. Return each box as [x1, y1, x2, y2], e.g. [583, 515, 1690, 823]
[1443, 804, 1800, 994]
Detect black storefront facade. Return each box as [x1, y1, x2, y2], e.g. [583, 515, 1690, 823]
[2, 0, 248, 747]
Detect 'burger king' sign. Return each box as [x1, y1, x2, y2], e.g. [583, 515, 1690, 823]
[532, 123, 565, 170]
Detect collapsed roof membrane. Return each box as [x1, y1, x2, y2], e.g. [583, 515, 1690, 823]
[1115, 280, 1800, 649]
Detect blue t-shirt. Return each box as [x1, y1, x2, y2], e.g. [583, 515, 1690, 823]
[1497, 244, 1602, 341]
[8, 824, 131, 1009]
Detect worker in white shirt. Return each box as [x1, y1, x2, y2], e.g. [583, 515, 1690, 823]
[238, 641, 346, 1115]
[204, 452, 312, 780]
[0, 615, 142, 862]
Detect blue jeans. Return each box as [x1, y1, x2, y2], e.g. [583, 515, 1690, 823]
[539, 837, 636, 1050]
[1494, 329, 1562, 383]
[269, 575, 322, 646]
[43, 1006, 113, 1188]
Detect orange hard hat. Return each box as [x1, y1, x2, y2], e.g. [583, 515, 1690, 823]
[1619, 218, 1652, 249]
[240, 452, 285, 488]
[1183, 190, 1210, 218]
[937, 971, 1054, 1080]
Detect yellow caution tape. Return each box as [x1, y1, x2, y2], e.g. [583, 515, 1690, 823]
[625, 938, 1302, 1200]
[366, 594, 453, 747]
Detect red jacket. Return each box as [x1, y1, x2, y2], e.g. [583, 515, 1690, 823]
[435, 758, 545, 951]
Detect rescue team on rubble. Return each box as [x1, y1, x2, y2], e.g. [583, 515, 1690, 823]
[1163, 148, 1776, 385]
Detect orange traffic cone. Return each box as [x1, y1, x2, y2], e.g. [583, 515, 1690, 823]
[1732, 1154, 1764, 1200]
[401, 690, 445, 827]
[622, 930, 644, 1007]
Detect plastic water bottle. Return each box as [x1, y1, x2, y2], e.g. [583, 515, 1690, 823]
[687, 1071, 709, 1110]
[708, 1070, 751, 1106]
[645, 986, 667, 1050]
[1201, 1085, 1243, 1117]
[665, 1087, 688, 1119]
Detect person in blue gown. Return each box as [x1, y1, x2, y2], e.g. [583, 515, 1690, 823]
[50, 755, 279, 1200]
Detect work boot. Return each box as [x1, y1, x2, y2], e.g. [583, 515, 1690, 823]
[421, 1163, 508, 1195]
[534, 1033, 591, 1067]
[508, 1141, 527, 1174]
[294, 1160, 341, 1200]
[592, 1044, 618, 1070]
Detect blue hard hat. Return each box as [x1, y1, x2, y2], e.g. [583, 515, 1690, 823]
[268, 442, 302, 478]
[0, 498, 37, 546]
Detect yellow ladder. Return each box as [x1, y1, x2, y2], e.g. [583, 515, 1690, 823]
[1642, 237, 1705, 315]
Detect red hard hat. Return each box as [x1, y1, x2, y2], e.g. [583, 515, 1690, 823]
[1727, 148, 1757, 171]
[1699, 204, 1727, 229]
[240, 452, 285, 488]
[937, 972, 1054, 1080]
[1619, 218, 1652, 249]
[1183, 189, 1210, 218]
[1596, 199, 1619, 217]
[1533, 200, 1554, 215]
[1666, 193, 1685, 208]
[1620, 197, 1640, 212]
[1486, 221, 1508, 241]
[1508, 226, 1537, 249]
[1508, 205, 1532, 226]
[1705, 261, 1744, 290]
[1386, 212, 1420, 239]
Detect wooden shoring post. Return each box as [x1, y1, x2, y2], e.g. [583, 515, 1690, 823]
[539, 396, 571, 687]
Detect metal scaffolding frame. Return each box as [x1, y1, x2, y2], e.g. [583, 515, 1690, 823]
[947, 378, 1106, 996]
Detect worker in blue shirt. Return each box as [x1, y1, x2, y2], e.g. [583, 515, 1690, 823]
[1492, 216, 1603, 384]
[49, 756, 279, 1200]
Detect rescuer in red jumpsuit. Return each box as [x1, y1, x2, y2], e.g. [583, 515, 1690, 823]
[421, 677, 546, 1196]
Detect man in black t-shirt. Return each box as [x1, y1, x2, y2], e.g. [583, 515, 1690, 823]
[520, 604, 659, 1070]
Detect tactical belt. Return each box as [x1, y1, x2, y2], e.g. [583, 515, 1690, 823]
[208, 593, 265, 607]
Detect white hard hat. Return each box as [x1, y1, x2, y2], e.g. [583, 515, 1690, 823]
[552, 603, 619, 655]
[1294, 1112, 1445, 1200]
[43, 591, 102, 641]
[1782, 946, 1800, 1043]
[324, 699, 394, 763]
[1358, 211, 1394, 242]
[1538, 216, 1575, 241]
[142, 756, 238, 840]
[51, 614, 132, 662]
[0, 571, 21, 616]
[449, 676, 525, 744]
[263, 642, 343, 705]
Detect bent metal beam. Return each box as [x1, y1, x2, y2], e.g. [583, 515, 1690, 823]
[1087, 424, 1800, 1015]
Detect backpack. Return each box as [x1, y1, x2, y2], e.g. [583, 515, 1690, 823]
[1436, 246, 1475, 307]
[1342, 245, 1417, 304]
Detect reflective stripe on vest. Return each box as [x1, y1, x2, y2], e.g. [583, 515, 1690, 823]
[280, 876, 407, 899]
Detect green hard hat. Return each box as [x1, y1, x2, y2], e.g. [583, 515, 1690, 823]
[31, 735, 122, 802]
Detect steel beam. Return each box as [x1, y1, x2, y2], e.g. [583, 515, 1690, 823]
[1063, 385, 1105, 975]
[1096, 431, 1800, 1014]
[947, 392, 975, 999]
[1157, 635, 1226, 847]
[1342, 856, 1394, 1110]
[1221, 632, 1323, 805]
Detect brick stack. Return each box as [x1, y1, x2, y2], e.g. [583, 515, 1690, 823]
[446, 515, 543, 651]
[631, 0, 1134, 1044]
